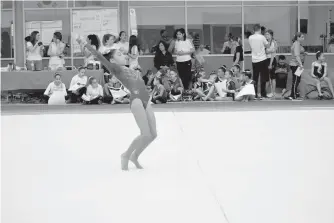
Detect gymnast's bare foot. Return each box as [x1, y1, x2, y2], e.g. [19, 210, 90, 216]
[130, 153, 144, 169]
[121, 154, 129, 171]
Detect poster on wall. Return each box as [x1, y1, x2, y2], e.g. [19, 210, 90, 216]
[72, 9, 118, 54]
[25, 20, 62, 45]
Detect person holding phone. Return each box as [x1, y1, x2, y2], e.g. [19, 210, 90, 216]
[26, 31, 44, 71]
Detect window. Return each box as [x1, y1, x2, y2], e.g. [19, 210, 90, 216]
[71, 8, 119, 57]
[187, 1, 242, 6]
[24, 1, 68, 8]
[129, 1, 185, 7]
[74, 0, 118, 8]
[1, 9, 14, 58]
[187, 6, 242, 54]
[243, 1, 298, 6]
[244, 6, 298, 53]
[129, 7, 186, 55]
[1, 0, 13, 9]
[300, 5, 334, 53]
[25, 9, 71, 57]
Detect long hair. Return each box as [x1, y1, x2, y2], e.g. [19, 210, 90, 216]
[87, 34, 100, 50]
[174, 28, 186, 41]
[30, 31, 39, 46]
[118, 31, 126, 42]
[265, 29, 275, 46]
[128, 35, 138, 53]
[155, 40, 168, 55]
[53, 32, 62, 41]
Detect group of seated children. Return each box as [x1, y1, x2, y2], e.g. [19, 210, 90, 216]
[192, 64, 256, 102]
[43, 66, 130, 105]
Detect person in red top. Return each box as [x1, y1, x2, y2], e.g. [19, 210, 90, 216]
[75, 35, 157, 171]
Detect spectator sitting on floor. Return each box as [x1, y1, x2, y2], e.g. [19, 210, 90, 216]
[142, 69, 155, 91]
[151, 77, 168, 104]
[44, 72, 67, 105]
[231, 64, 244, 89]
[106, 75, 130, 104]
[155, 68, 172, 93]
[235, 70, 256, 102]
[212, 66, 235, 101]
[169, 69, 184, 102]
[82, 77, 103, 105]
[193, 70, 215, 101]
[275, 55, 290, 96]
[68, 66, 88, 103]
[311, 51, 334, 99]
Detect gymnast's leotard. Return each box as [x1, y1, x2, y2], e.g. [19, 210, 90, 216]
[84, 44, 150, 109]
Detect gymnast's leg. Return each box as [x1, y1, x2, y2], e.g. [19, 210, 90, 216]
[130, 103, 157, 168]
[121, 98, 156, 170]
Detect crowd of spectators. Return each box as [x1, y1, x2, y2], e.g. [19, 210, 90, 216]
[20, 24, 334, 105]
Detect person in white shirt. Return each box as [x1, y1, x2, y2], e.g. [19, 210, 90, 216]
[44, 73, 67, 105]
[82, 77, 104, 105]
[248, 24, 270, 99]
[81, 34, 100, 67]
[47, 32, 65, 71]
[26, 31, 44, 71]
[116, 31, 129, 67]
[69, 66, 88, 103]
[264, 30, 278, 98]
[174, 28, 195, 90]
[99, 34, 118, 54]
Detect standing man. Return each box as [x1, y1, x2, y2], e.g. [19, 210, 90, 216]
[249, 24, 270, 99]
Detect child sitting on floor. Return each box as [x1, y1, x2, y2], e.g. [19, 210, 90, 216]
[193, 70, 215, 101]
[213, 67, 236, 101]
[169, 69, 184, 102]
[275, 55, 290, 96]
[151, 77, 168, 104]
[235, 69, 256, 102]
[107, 75, 130, 104]
[82, 77, 104, 105]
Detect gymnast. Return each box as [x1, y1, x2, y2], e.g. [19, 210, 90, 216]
[76, 35, 157, 171]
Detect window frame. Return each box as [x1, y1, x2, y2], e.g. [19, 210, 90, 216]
[1, 8, 15, 60]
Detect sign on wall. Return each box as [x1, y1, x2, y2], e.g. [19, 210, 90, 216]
[72, 9, 118, 54]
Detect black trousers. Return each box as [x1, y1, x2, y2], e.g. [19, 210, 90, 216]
[152, 96, 167, 104]
[289, 65, 301, 99]
[252, 59, 269, 97]
[103, 95, 113, 104]
[70, 87, 86, 103]
[84, 96, 103, 104]
[176, 60, 192, 90]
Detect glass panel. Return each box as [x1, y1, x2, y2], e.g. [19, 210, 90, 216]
[243, 1, 298, 5]
[244, 6, 298, 53]
[129, 7, 185, 55]
[187, 1, 241, 6]
[298, 1, 334, 4]
[25, 9, 71, 57]
[300, 5, 334, 53]
[187, 6, 242, 54]
[129, 1, 185, 7]
[72, 9, 119, 57]
[1, 0, 13, 9]
[74, 0, 118, 7]
[1, 10, 14, 58]
[24, 1, 68, 8]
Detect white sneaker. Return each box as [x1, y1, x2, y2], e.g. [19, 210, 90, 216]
[267, 93, 273, 98]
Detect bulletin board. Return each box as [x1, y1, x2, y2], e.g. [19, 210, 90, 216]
[72, 9, 119, 54]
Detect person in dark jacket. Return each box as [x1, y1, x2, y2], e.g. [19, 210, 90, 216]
[154, 40, 174, 72]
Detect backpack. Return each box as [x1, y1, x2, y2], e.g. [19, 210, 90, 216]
[305, 84, 333, 100]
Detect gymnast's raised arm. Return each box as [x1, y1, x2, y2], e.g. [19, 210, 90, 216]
[77, 38, 124, 79]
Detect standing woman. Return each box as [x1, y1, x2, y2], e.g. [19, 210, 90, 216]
[265, 30, 278, 98]
[128, 35, 140, 69]
[81, 34, 100, 66]
[233, 37, 244, 68]
[244, 31, 252, 54]
[154, 41, 174, 71]
[174, 28, 195, 90]
[26, 31, 44, 71]
[221, 33, 235, 54]
[287, 32, 306, 100]
[47, 32, 65, 71]
[116, 31, 130, 67]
